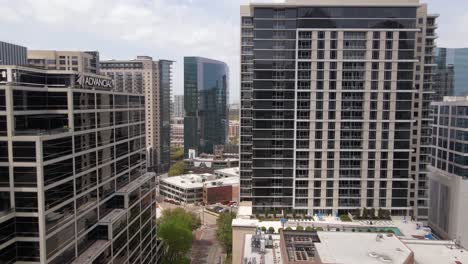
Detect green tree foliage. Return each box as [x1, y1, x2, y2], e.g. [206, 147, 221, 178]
[157, 208, 201, 264]
[216, 212, 236, 257]
[159, 208, 201, 231]
[170, 146, 184, 161]
[158, 217, 193, 263]
[168, 161, 187, 177]
[268, 227, 275, 234]
[229, 137, 239, 145]
[296, 226, 304, 231]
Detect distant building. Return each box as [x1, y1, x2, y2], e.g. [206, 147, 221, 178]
[171, 117, 184, 148]
[0, 41, 27, 65]
[100, 57, 173, 173]
[229, 120, 240, 140]
[28, 50, 99, 73]
[429, 97, 468, 249]
[434, 48, 468, 100]
[184, 154, 239, 172]
[173, 94, 184, 118]
[184, 56, 229, 155]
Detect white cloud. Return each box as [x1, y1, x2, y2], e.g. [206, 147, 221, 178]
[0, 0, 244, 102]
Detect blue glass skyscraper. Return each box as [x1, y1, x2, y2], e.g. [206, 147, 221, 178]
[434, 48, 468, 101]
[184, 57, 229, 155]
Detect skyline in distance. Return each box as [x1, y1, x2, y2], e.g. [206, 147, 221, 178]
[0, 0, 467, 103]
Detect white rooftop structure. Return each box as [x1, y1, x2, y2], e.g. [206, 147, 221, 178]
[315, 232, 413, 264]
[204, 177, 239, 188]
[160, 173, 215, 189]
[403, 240, 468, 264]
[243, 234, 283, 264]
[214, 167, 240, 178]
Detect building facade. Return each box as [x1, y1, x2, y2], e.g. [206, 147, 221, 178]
[173, 94, 184, 118]
[0, 41, 27, 65]
[28, 50, 100, 74]
[100, 57, 173, 173]
[434, 48, 468, 101]
[0, 65, 158, 263]
[184, 56, 229, 155]
[171, 117, 184, 148]
[239, 0, 437, 219]
[429, 97, 468, 249]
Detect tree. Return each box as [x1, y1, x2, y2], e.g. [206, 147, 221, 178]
[229, 137, 239, 145]
[305, 226, 314, 232]
[216, 212, 236, 259]
[159, 208, 201, 231]
[260, 226, 267, 232]
[296, 226, 304, 231]
[268, 227, 275, 234]
[168, 161, 187, 176]
[158, 217, 193, 264]
[170, 146, 184, 161]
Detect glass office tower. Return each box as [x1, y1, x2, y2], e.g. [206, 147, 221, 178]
[434, 48, 468, 101]
[184, 57, 229, 155]
[0, 66, 159, 263]
[240, 0, 437, 220]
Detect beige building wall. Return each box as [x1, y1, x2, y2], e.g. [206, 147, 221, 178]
[100, 57, 162, 170]
[28, 50, 99, 73]
[232, 225, 257, 264]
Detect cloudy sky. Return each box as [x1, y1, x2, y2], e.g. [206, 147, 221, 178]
[1, 0, 467, 103]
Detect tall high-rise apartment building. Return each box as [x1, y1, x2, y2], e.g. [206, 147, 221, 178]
[173, 94, 184, 118]
[184, 57, 229, 155]
[100, 57, 173, 173]
[239, 0, 437, 220]
[429, 97, 468, 248]
[0, 65, 159, 263]
[0, 41, 27, 65]
[434, 48, 468, 101]
[28, 50, 100, 74]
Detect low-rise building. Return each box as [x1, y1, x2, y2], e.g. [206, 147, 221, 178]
[214, 167, 240, 178]
[203, 177, 239, 204]
[159, 173, 239, 204]
[185, 156, 239, 171]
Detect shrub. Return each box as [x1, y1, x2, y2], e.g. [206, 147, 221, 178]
[340, 214, 352, 222]
[367, 228, 372, 233]
[296, 226, 304, 231]
[285, 227, 292, 231]
[261, 226, 267, 232]
[268, 227, 275, 234]
[352, 229, 356, 232]
[387, 229, 395, 234]
[305, 226, 314, 232]
[316, 227, 324, 231]
[336, 228, 340, 232]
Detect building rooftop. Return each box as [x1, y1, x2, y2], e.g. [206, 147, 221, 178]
[160, 173, 216, 189]
[403, 240, 468, 264]
[204, 177, 239, 188]
[214, 167, 240, 177]
[243, 233, 283, 264]
[314, 232, 412, 264]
